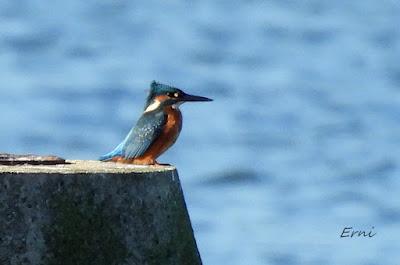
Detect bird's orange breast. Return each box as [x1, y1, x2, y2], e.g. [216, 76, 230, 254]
[133, 106, 182, 164]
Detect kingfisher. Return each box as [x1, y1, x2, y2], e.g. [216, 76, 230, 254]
[99, 81, 212, 165]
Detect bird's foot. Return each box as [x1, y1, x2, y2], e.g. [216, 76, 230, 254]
[154, 161, 171, 167]
[110, 157, 170, 166]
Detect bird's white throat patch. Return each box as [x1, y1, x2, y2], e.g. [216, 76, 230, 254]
[172, 102, 183, 110]
[144, 100, 161, 113]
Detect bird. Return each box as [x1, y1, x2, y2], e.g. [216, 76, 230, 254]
[99, 81, 212, 165]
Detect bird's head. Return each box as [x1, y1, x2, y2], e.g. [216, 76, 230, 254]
[144, 81, 212, 112]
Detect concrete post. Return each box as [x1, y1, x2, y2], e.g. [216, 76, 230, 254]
[0, 160, 202, 265]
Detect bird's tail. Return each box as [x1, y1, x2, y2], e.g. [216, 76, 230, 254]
[99, 152, 114, 161]
[99, 142, 124, 161]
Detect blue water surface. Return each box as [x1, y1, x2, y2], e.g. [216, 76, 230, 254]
[0, 1, 399, 264]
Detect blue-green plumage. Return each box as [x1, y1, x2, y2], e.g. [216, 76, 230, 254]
[145, 81, 182, 108]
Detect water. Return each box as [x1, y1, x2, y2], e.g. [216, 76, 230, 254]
[0, 1, 400, 264]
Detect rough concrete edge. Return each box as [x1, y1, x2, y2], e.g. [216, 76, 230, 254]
[0, 160, 176, 174]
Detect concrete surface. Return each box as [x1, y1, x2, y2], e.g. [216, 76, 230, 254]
[0, 160, 202, 265]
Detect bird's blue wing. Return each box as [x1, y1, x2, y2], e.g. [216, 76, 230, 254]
[100, 111, 166, 161]
[123, 111, 167, 159]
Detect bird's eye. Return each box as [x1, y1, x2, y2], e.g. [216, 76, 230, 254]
[167, 92, 179, 98]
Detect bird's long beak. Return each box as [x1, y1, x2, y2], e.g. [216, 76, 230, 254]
[181, 93, 213, 102]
